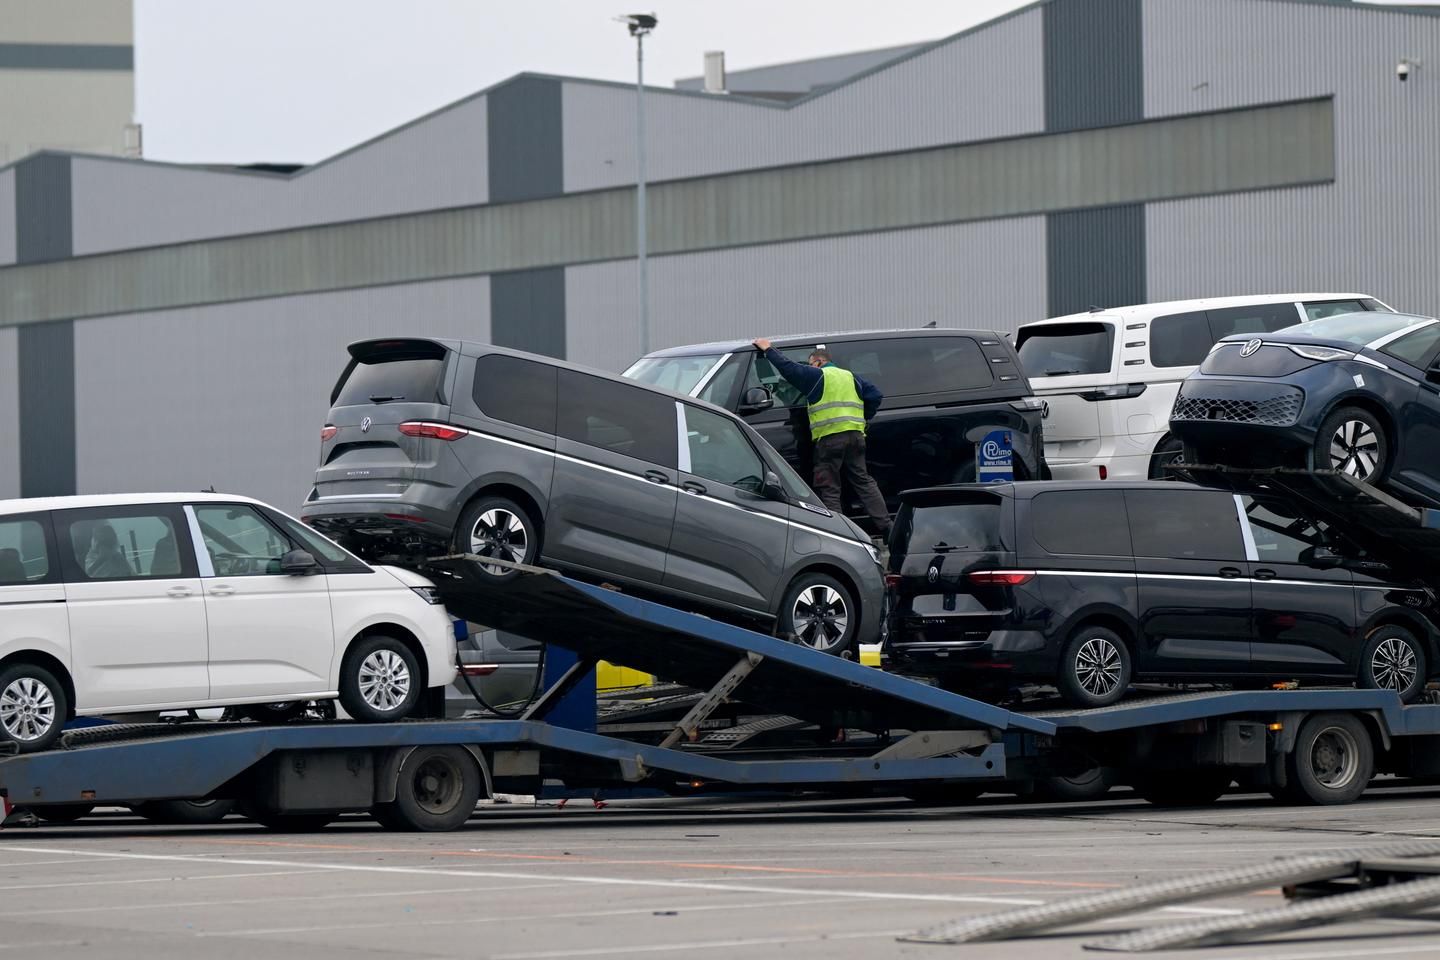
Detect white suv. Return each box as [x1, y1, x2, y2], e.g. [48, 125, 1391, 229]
[0, 492, 458, 752]
[1015, 293, 1393, 481]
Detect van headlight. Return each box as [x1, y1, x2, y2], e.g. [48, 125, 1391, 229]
[1287, 344, 1355, 362]
[863, 542, 882, 566]
[411, 586, 444, 605]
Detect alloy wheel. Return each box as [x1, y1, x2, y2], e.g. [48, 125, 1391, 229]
[791, 585, 849, 651]
[1073, 638, 1123, 698]
[1371, 637, 1418, 693]
[470, 509, 528, 575]
[357, 649, 412, 712]
[1329, 420, 1381, 479]
[0, 677, 57, 743]
[1309, 725, 1361, 789]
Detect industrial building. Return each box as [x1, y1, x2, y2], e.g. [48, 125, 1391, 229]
[0, 0, 1437, 510]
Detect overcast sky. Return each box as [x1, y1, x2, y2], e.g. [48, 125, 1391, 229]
[132, 0, 1034, 164]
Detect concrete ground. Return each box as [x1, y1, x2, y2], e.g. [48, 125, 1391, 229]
[3, 785, 1440, 960]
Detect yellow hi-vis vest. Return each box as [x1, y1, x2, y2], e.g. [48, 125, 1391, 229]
[808, 365, 867, 440]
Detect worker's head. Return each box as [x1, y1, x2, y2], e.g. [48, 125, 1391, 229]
[808, 348, 832, 368]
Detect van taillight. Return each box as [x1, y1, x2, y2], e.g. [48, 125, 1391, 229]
[320, 425, 338, 441]
[967, 570, 1036, 586]
[883, 574, 902, 589]
[398, 422, 465, 441]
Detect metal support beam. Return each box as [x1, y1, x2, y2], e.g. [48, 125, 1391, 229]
[871, 730, 992, 761]
[659, 652, 763, 750]
[521, 657, 598, 723]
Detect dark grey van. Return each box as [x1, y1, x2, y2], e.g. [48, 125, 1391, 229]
[301, 338, 883, 654]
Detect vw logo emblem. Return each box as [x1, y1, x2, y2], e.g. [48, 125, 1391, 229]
[1240, 338, 1263, 358]
[927, 566, 940, 584]
[360, 416, 373, 433]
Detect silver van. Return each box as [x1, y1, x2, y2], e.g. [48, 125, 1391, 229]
[301, 339, 883, 654]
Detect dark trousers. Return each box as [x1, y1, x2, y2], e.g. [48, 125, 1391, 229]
[812, 430, 890, 535]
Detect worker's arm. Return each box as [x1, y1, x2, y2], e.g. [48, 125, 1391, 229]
[854, 372, 883, 420]
[755, 343, 824, 404]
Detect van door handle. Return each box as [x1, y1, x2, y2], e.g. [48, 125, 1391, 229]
[682, 481, 707, 496]
[1218, 567, 1243, 579]
[209, 585, 236, 597]
[643, 470, 670, 485]
[166, 586, 193, 598]
[1253, 568, 1278, 581]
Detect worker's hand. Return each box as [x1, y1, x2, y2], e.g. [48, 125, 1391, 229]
[752, 338, 771, 352]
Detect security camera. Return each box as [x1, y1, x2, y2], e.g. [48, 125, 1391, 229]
[1398, 60, 1411, 82]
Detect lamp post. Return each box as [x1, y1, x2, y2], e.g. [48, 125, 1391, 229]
[618, 13, 657, 354]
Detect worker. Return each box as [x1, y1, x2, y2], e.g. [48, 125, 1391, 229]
[751, 338, 891, 543]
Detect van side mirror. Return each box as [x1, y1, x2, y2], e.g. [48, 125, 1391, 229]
[279, 549, 320, 576]
[761, 471, 787, 502]
[739, 387, 774, 414]
[1300, 545, 1344, 570]
[1427, 364, 1440, 386]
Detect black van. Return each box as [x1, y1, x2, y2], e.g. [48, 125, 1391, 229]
[625, 330, 1048, 528]
[884, 481, 1437, 706]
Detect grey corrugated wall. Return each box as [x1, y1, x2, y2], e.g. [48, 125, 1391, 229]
[17, 320, 74, 497]
[565, 217, 1048, 373]
[1142, 0, 1440, 315]
[1044, 0, 1144, 131]
[486, 78, 563, 203]
[13, 154, 71, 263]
[0, 168, 16, 266]
[491, 268, 566, 359]
[1047, 205, 1147, 316]
[70, 277, 492, 510]
[0, 326, 18, 498]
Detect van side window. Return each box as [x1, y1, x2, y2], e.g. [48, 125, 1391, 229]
[745, 349, 812, 408]
[1125, 490, 1244, 561]
[696, 356, 744, 407]
[1030, 491, 1130, 556]
[193, 505, 293, 577]
[1244, 499, 1326, 564]
[1150, 312, 1214, 368]
[58, 509, 190, 580]
[556, 370, 677, 468]
[473, 354, 559, 434]
[835, 337, 993, 396]
[1205, 304, 1302, 339]
[681, 405, 766, 493]
[0, 517, 51, 585]
[1303, 300, 1369, 322]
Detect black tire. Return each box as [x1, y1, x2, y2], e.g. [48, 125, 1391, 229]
[1278, 712, 1374, 806]
[1360, 626, 1427, 703]
[1313, 406, 1389, 485]
[1149, 436, 1186, 480]
[35, 803, 95, 823]
[777, 573, 859, 656]
[454, 496, 540, 579]
[339, 634, 423, 723]
[1036, 766, 1115, 802]
[379, 746, 483, 832]
[903, 783, 985, 806]
[0, 662, 69, 753]
[1134, 771, 1232, 807]
[132, 798, 237, 825]
[1056, 627, 1132, 708]
[238, 701, 308, 724]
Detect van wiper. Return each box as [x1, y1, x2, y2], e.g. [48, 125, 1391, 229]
[931, 543, 967, 553]
[368, 394, 405, 403]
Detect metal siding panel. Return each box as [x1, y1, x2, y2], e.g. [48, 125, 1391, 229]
[1044, 0, 1143, 132]
[0, 168, 15, 266]
[1143, 0, 1440, 317]
[490, 267, 566, 359]
[563, 9, 1047, 192]
[17, 319, 74, 496]
[674, 43, 928, 96]
[1047, 204, 1146, 316]
[0, 326, 18, 498]
[71, 277, 492, 510]
[565, 217, 1048, 373]
[487, 78, 563, 203]
[69, 96, 489, 255]
[13, 153, 71, 263]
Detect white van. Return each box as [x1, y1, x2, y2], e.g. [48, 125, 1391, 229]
[1015, 293, 1393, 481]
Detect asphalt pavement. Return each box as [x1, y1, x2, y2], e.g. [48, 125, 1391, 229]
[4, 785, 1440, 959]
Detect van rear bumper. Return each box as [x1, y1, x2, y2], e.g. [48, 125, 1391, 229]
[302, 497, 460, 550]
[889, 628, 1051, 673]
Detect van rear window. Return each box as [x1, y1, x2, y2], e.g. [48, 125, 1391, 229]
[334, 358, 446, 407]
[898, 499, 1004, 555]
[1017, 323, 1114, 376]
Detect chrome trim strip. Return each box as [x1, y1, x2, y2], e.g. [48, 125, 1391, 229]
[1367, 318, 1438, 351]
[312, 493, 406, 501]
[688, 352, 732, 397]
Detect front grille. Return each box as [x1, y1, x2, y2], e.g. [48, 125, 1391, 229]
[1171, 387, 1302, 427]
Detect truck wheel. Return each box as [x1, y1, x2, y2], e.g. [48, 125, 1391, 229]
[1037, 766, 1115, 802]
[778, 574, 858, 656]
[455, 497, 539, 578]
[1134, 771, 1232, 807]
[1057, 628, 1131, 707]
[339, 635, 422, 722]
[132, 799, 237, 825]
[35, 803, 95, 823]
[1360, 627, 1426, 703]
[1279, 713, 1374, 805]
[0, 662, 68, 753]
[376, 746, 483, 831]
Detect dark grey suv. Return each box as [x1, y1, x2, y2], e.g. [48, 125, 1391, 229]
[301, 338, 884, 654]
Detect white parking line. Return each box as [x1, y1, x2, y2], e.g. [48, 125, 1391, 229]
[0, 868, 332, 892]
[489, 928, 911, 959]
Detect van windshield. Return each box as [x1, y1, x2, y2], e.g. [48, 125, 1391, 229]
[623, 355, 724, 395]
[335, 358, 446, 406]
[1016, 322, 1115, 376]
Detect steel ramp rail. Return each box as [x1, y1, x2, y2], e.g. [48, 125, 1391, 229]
[420, 556, 1055, 738]
[898, 840, 1440, 945]
[1087, 872, 1440, 951]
